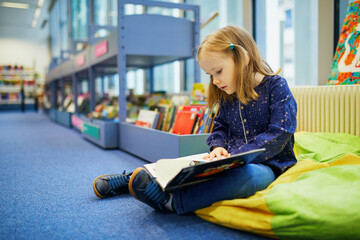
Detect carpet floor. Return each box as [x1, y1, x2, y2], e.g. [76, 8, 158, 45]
[0, 112, 270, 240]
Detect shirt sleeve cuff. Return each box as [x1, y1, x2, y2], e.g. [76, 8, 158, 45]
[209, 140, 227, 151]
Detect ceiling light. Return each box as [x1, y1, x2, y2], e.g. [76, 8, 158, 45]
[32, 0, 44, 28]
[1, 2, 29, 9]
[37, 0, 44, 7]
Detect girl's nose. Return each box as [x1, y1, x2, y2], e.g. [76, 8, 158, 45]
[213, 77, 220, 85]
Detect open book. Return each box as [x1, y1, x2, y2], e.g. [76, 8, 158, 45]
[143, 148, 265, 191]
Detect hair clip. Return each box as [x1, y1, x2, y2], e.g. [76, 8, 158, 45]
[229, 43, 235, 50]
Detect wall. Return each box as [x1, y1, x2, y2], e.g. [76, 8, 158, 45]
[0, 25, 50, 82]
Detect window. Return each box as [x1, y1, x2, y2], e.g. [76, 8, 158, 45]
[334, 0, 351, 53]
[127, 70, 144, 95]
[93, 0, 117, 39]
[72, 0, 88, 51]
[49, 1, 60, 60]
[124, 0, 182, 95]
[95, 76, 112, 102]
[185, 0, 243, 90]
[254, 0, 318, 86]
[147, 0, 181, 94]
[59, 1, 69, 57]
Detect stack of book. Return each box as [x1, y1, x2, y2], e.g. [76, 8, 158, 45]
[134, 83, 217, 134]
[87, 96, 119, 119]
[134, 102, 218, 135]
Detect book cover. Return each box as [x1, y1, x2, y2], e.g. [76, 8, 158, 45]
[191, 83, 208, 102]
[149, 106, 166, 130]
[171, 111, 197, 135]
[328, 0, 360, 85]
[168, 105, 178, 131]
[144, 148, 265, 191]
[134, 120, 152, 128]
[198, 108, 209, 134]
[157, 103, 170, 131]
[135, 109, 159, 128]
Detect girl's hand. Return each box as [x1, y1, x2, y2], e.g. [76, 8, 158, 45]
[202, 147, 230, 161]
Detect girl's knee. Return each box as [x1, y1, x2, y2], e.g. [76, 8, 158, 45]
[246, 164, 275, 190]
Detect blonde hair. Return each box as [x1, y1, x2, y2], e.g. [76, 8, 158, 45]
[197, 25, 279, 108]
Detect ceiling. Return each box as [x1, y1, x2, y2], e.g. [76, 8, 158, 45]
[0, 0, 49, 29]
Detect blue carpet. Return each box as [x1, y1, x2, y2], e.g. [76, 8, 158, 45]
[0, 112, 270, 240]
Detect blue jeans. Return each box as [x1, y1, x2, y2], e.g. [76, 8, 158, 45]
[172, 163, 275, 214]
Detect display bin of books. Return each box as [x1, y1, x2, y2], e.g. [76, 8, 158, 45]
[44, 0, 202, 156]
[81, 118, 119, 149]
[120, 123, 210, 162]
[56, 110, 72, 128]
[49, 108, 58, 122]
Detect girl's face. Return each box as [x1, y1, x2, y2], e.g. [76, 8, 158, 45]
[198, 51, 236, 95]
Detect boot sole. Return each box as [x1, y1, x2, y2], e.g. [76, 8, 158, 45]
[93, 175, 106, 198]
[128, 167, 145, 199]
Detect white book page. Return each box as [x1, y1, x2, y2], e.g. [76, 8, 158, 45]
[154, 153, 210, 188]
[143, 163, 156, 179]
[144, 153, 230, 189]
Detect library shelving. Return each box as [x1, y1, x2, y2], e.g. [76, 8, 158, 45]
[56, 78, 74, 128]
[45, 0, 210, 160]
[115, 0, 211, 162]
[0, 66, 36, 111]
[47, 75, 74, 128]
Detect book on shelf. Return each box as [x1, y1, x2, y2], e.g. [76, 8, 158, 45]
[198, 108, 209, 134]
[143, 148, 265, 191]
[63, 95, 73, 111]
[171, 110, 198, 135]
[199, 104, 218, 134]
[135, 109, 159, 129]
[171, 105, 206, 135]
[165, 95, 190, 131]
[191, 83, 208, 104]
[149, 105, 166, 130]
[160, 103, 175, 132]
[134, 120, 152, 128]
[67, 102, 75, 113]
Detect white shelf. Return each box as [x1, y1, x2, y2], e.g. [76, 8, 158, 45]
[0, 68, 36, 109]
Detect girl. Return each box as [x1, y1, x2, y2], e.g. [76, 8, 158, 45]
[93, 25, 297, 214]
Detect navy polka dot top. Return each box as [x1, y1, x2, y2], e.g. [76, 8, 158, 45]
[206, 75, 297, 177]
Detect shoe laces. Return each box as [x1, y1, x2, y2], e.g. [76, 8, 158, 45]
[107, 171, 131, 193]
[143, 177, 168, 209]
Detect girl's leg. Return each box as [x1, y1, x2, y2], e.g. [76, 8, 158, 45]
[172, 163, 275, 214]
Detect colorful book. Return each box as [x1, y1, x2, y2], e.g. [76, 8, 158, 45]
[143, 148, 265, 191]
[171, 111, 198, 135]
[191, 83, 208, 102]
[198, 108, 209, 134]
[135, 109, 159, 129]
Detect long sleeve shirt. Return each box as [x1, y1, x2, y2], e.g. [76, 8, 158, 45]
[206, 75, 297, 177]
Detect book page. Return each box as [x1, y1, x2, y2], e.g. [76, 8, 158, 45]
[154, 153, 209, 189]
[143, 163, 156, 178]
[144, 152, 230, 190]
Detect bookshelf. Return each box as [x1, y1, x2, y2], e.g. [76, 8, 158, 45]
[0, 66, 36, 111]
[45, 0, 210, 159]
[116, 0, 210, 162]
